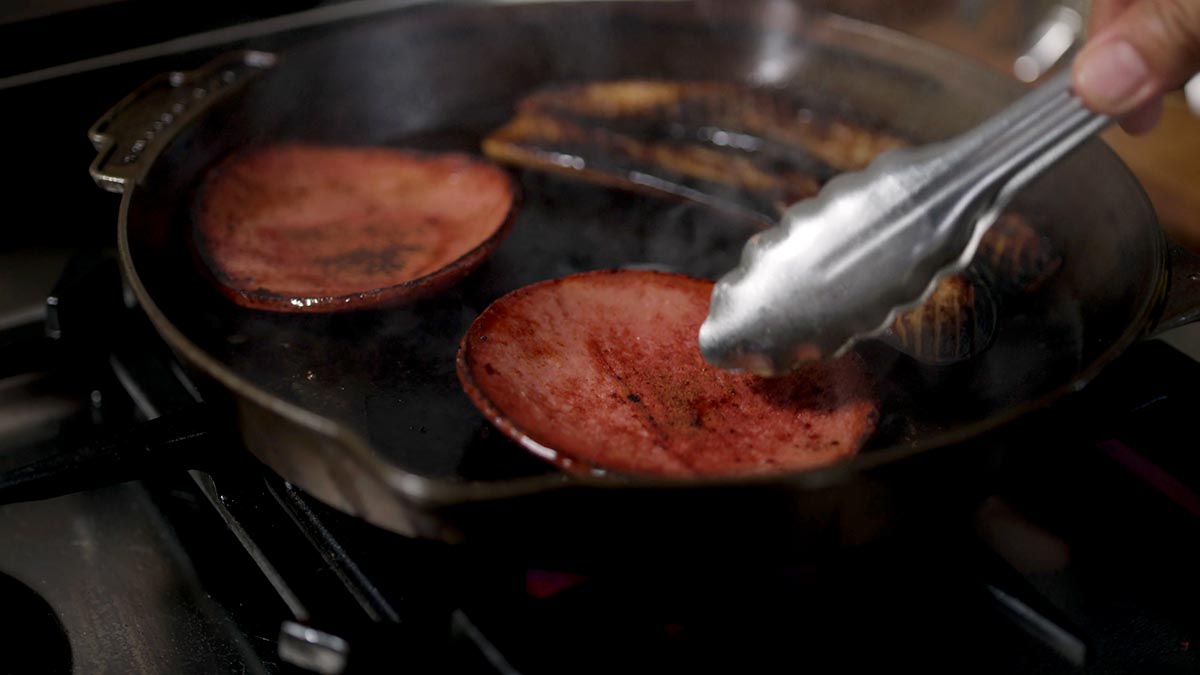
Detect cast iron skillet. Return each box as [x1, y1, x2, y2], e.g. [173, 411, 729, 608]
[79, 0, 1200, 567]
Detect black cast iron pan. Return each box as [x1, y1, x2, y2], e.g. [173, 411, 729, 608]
[12, 0, 1200, 568]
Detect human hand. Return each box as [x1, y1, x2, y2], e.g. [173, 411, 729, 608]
[1073, 0, 1200, 134]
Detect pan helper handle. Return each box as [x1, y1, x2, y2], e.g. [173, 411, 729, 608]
[88, 51, 276, 194]
[698, 66, 1110, 376]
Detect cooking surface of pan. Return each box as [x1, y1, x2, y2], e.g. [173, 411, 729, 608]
[111, 1, 1163, 542]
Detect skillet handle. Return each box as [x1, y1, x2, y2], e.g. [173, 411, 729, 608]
[88, 50, 276, 194]
[1151, 236, 1200, 335]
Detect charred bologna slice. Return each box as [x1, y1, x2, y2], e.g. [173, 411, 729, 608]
[194, 144, 516, 312]
[458, 270, 878, 478]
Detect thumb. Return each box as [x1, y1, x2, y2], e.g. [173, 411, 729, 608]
[1073, 0, 1200, 115]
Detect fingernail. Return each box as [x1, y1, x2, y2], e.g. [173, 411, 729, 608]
[1075, 41, 1150, 114]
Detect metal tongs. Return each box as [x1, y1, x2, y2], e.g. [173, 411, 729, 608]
[699, 67, 1110, 376]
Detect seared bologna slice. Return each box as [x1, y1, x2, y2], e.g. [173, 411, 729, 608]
[457, 270, 878, 478]
[194, 144, 517, 312]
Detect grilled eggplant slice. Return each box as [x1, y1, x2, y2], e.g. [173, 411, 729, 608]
[484, 80, 1061, 363]
[485, 80, 904, 222]
[881, 272, 999, 365]
[483, 111, 810, 221]
[976, 213, 1064, 294]
[513, 81, 905, 173]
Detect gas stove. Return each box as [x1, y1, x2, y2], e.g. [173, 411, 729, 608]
[4, 257, 1200, 674]
[2, 2, 1200, 673]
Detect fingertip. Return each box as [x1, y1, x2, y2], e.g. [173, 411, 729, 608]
[1073, 39, 1156, 115]
[1119, 98, 1165, 135]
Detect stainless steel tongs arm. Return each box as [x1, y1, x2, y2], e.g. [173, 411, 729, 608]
[700, 67, 1114, 375]
[927, 67, 1110, 226]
